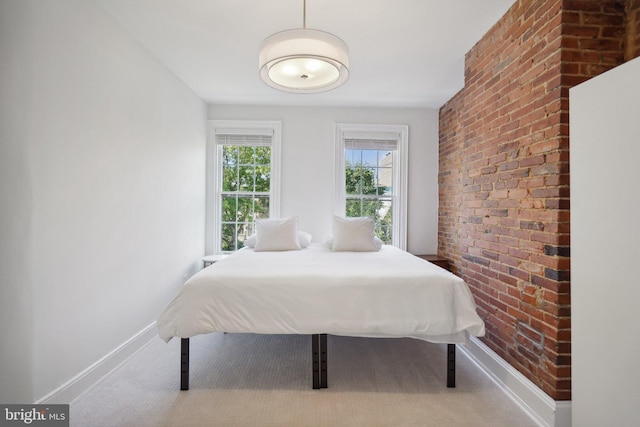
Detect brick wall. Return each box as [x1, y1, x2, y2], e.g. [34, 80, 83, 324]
[626, 0, 640, 59]
[437, 0, 636, 400]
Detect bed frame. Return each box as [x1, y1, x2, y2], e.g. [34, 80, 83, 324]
[179, 335, 456, 390]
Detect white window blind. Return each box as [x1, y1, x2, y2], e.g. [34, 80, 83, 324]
[215, 130, 274, 146]
[344, 138, 398, 151]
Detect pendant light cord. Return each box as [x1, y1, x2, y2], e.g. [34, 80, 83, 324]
[303, 0, 306, 28]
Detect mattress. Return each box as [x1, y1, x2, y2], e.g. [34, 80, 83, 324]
[157, 243, 485, 344]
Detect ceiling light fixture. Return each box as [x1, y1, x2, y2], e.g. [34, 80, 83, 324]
[258, 0, 349, 93]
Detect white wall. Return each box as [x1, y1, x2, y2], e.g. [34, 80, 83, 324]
[208, 105, 439, 255]
[570, 57, 640, 426]
[0, 0, 206, 403]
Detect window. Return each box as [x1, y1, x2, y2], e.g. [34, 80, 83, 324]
[207, 121, 281, 254]
[335, 124, 408, 250]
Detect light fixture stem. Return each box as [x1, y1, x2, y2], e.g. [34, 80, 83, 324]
[303, 0, 306, 28]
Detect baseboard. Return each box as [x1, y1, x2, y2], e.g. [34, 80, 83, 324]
[35, 322, 158, 404]
[459, 337, 572, 427]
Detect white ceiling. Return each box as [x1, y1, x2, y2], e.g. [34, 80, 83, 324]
[95, 0, 514, 109]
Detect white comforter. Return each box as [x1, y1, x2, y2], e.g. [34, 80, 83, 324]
[157, 244, 485, 344]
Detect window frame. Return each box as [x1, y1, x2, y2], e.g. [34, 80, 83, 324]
[206, 120, 281, 255]
[334, 123, 408, 250]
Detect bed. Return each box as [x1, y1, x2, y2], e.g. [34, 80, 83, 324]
[157, 224, 485, 390]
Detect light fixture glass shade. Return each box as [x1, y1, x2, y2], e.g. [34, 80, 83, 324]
[259, 28, 349, 93]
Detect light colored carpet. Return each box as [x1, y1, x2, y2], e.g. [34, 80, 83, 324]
[71, 333, 538, 426]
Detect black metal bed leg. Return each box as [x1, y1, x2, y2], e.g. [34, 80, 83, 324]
[181, 338, 190, 390]
[312, 334, 320, 389]
[447, 343, 456, 388]
[320, 334, 327, 388]
[312, 334, 328, 389]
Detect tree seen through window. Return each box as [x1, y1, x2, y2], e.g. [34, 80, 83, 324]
[345, 148, 394, 244]
[220, 145, 271, 251]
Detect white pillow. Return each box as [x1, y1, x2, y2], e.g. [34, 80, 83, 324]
[298, 231, 313, 248]
[254, 217, 301, 252]
[327, 236, 383, 250]
[331, 216, 378, 252]
[244, 234, 257, 247]
[245, 230, 312, 248]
